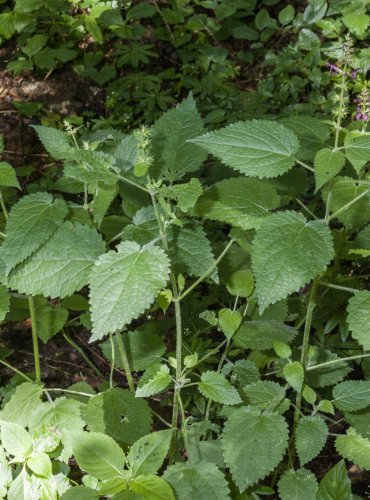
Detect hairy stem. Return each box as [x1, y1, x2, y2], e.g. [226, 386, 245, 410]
[28, 296, 41, 384]
[0, 191, 8, 220]
[327, 189, 369, 222]
[307, 353, 370, 371]
[115, 330, 135, 392]
[0, 359, 33, 382]
[63, 331, 105, 380]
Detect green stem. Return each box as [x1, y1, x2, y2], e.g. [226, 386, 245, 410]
[295, 159, 314, 173]
[0, 190, 8, 220]
[318, 281, 360, 294]
[63, 331, 105, 380]
[44, 388, 93, 397]
[327, 189, 369, 222]
[117, 174, 150, 194]
[0, 359, 33, 382]
[176, 239, 235, 302]
[295, 198, 318, 220]
[0, 231, 6, 239]
[109, 332, 115, 389]
[28, 296, 41, 384]
[307, 353, 370, 371]
[115, 331, 135, 392]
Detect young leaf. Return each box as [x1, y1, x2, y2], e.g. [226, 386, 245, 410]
[226, 269, 254, 297]
[222, 408, 289, 491]
[335, 428, 370, 470]
[332, 380, 370, 412]
[278, 468, 318, 500]
[193, 177, 280, 230]
[218, 309, 242, 340]
[130, 475, 175, 500]
[198, 371, 242, 405]
[234, 320, 297, 350]
[243, 381, 287, 410]
[82, 388, 152, 448]
[9, 222, 105, 299]
[296, 416, 328, 466]
[0, 162, 20, 189]
[314, 148, 345, 192]
[135, 365, 171, 398]
[71, 431, 126, 480]
[151, 94, 207, 181]
[32, 125, 72, 159]
[317, 460, 352, 500]
[190, 120, 299, 178]
[251, 211, 334, 312]
[283, 361, 304, 391]
[274, 341, 292, 359]
[344, 133, 370, 174]
[35, 303, 68, 343]
[89, 241, 170, 341]
[64, 150, 118, 186]
[347, 290, 370, 351]
[27, 451, 52, 478]
[0, 421, 32, 457]
[159, 178, 202, 212]
[90, 182, 119, 227]
[164, 461, 230, 500]
[127, 429, 172, 477]
[1, 192, 68, 273]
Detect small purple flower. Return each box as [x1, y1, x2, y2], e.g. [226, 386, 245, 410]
[351, 70, 357, 79]
[356, 113, 362, 120]
[353, 98, 359, 103]
[326, 62, 340, 74]
[364, 114, 369, 121]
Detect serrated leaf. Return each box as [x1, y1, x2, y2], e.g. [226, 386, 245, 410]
[333, 380, 370, 412]
[222, 408, 289, 491]
[0, 162, 20, 188]
[89, 241, 170, 341]
[82, 388, 152, 448]
[90, 182, 118, 227]
[9, 222, 105, 299]
[72, 431, 126, 480]
[226, 269, 254, 297]
[27, 451, 52, 478]
[164, 461, 230, 500]
[278, 468, 318, 500]
[317, 460, 352, 500]
[306, 348, 352, 388]
[283, 362, 304, 391]
[322, 177, 370, 230]
[131, 475, 175, 500]
[1, 192, 68, 273]
[251, 211, 334, 312]
[296, 416, 328, 466]
[335, 428, 370, 470]
[314, 148, 345, 191]
[274, 341, 292, 359]
[243, 381, 287, 410]
[151, 94, 207, 181]
[345, 410, 370, 438]
[0, 382, 43, 426]
[347, 290, 370, 350]
[0, 285, 10, 322]
[35, 303, 68, 343]
[160, 178, 202, 212]
[193, 177, 280, 230]
[233, 360, 260, 386]
[136, 365, 171, 398]
[32, 125, 72, 159]
[64, 150, 118, 186]
[190, 120, 299, 179]
[234, 320, 297, 350]
[0, 422, 32, 458]
[281, 116, 330, 161]
[345, 133, 370, 174]
[127, 430, 171, 477]
[219, 309, 242, 339]
[198, 371, 242, 405]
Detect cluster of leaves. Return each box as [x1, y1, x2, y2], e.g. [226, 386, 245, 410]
[0, 80, 370, 498]
[3, 0, 370, 127]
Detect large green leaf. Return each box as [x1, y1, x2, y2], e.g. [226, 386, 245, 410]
[193, 177, 280, 230]
[1, 192, 68, 273]
[198, 371, 242, 405]
[32, 125, 72, 160]
[135, 364, 171, 398]
[190, 120, 299, 178]
[345, 410, 370, 438]
[344, 133, 370, 174]
[164, 461, 230, 500]
[0, 383, 43, 426]
[314, 148, 345, 192]
[296, 416, 328, 466]
[159, 178, 202, 212]
[64, 150, 118, 186]
[347, 290, 370, 350]
[127, 430, 172, 477]
[333, 380, 370, 412]
[278, 468, 318, 500]
[221, 408, 289, 491]
[317, 460, 352, 500]
[242, 381, 288, 412]
[130, 475, 175, 500]
[89, 241, 170, 341]
[81, 388, 152, 448]
[281, 116, 330, 161]
[234, 320, 297, 350]
[151, 94, 207, 181]
[335, 428, 370, 470]
[0, 422, 32, 458]
[72, 431, 126, 480]
[9, 222, 105, 299]
[251, 212, 334, 312]
[305, 348, 352, 388]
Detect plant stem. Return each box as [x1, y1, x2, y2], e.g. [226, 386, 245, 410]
[63, 331, 105, 380]
[115, 330, 135, 392]
[176, 239, 235, 302]
[0, 359, 33, 382]
[28, 296, 41, 384]
[44, 388, 93, 397]
[295, 159, 314, 173]
[0, 190, 8, 220]
[317, 281, 360, 294]
[307, 353, 370, 371]
[327, 188, 369, 222]
[117, 174, 150, 194]
[109, 332, 115, 389]
[295, 198, 318, 220]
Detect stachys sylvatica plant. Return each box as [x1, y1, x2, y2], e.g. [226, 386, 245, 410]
[0, 40, 369, 499]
